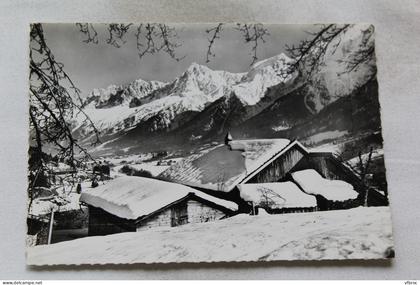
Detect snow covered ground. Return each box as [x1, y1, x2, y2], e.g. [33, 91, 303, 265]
[27, 206, 393, 265]
[303, 130, 349, 145]
[105, 153, 184, 177]
[114, 159, 183, 177]
[347, 148, 385, 166]
[308, 142, 343, 154]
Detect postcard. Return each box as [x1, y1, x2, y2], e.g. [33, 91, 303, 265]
[26, 23, 393, 265]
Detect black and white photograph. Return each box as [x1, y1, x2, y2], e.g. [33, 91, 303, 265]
[26, 23, 394, 265]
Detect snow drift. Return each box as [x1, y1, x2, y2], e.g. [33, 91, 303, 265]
[27, 206, 394, 265]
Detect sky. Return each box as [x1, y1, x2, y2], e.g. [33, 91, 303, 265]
[41, 23, 320, 97]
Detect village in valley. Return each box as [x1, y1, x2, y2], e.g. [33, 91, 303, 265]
[26, 23, 394, 264]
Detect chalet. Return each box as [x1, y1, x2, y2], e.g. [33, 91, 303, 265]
[158, 136, 388, 211]
[80, 176, 238, 236]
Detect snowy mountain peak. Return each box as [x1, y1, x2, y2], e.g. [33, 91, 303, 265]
[184, 62, 214, 77]
[78, 53, 298, 136]
[128, 78, 167, 97]
[172, 62, 240, 100]
[232, 53, 296, 105]
[187, 62, 205, 71]
[251, 53, 292, 70]
[83, 78, 166, 109]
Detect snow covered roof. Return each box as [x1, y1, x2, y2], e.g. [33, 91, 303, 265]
[238, 182, 317, 209]
[79, 176, 238, 220]
[291, 169, 359, 202]
[158, 139, 305, 192]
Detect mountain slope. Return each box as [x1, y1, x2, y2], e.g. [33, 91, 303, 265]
[232, 77, 380, 144]
[74, 24, 379, 155]
[301, 24, 376, 113]
[74, 53, 296, 147]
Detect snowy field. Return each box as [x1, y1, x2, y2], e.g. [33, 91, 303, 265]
[105, 154, 184, 177]
[112, 160, 178, 177]
[27, 206, 394, 265]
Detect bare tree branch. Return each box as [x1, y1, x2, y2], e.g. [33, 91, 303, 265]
[285, 24, 351, 78]
[235, 23, 270, 66]
[135, 24, 155, 58]
[337, 25, 376, 74]
[285, 24, 376, 83]
[257, 186, 286, 210]
[135, 23, 184, 61]
[29, 23, 101, 177]
[106, 24, 132, 48]
[76, 23, 98, 44]
[205, 23, 223, 63]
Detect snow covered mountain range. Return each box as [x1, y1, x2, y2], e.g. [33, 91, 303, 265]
[73, 24, 379, 155]
[83, 79, 167, 109]
[76, 53, 294, 134]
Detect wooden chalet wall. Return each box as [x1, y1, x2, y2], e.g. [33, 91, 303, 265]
[87, 195, 231, 235]
[246, 145, 306, 184]
[136, 198, 225, 231]
[186, 200, 225, 224]
[136, 206, 175, 231]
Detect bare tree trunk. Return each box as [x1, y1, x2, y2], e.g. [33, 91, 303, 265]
[364, 188, 369, 207]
